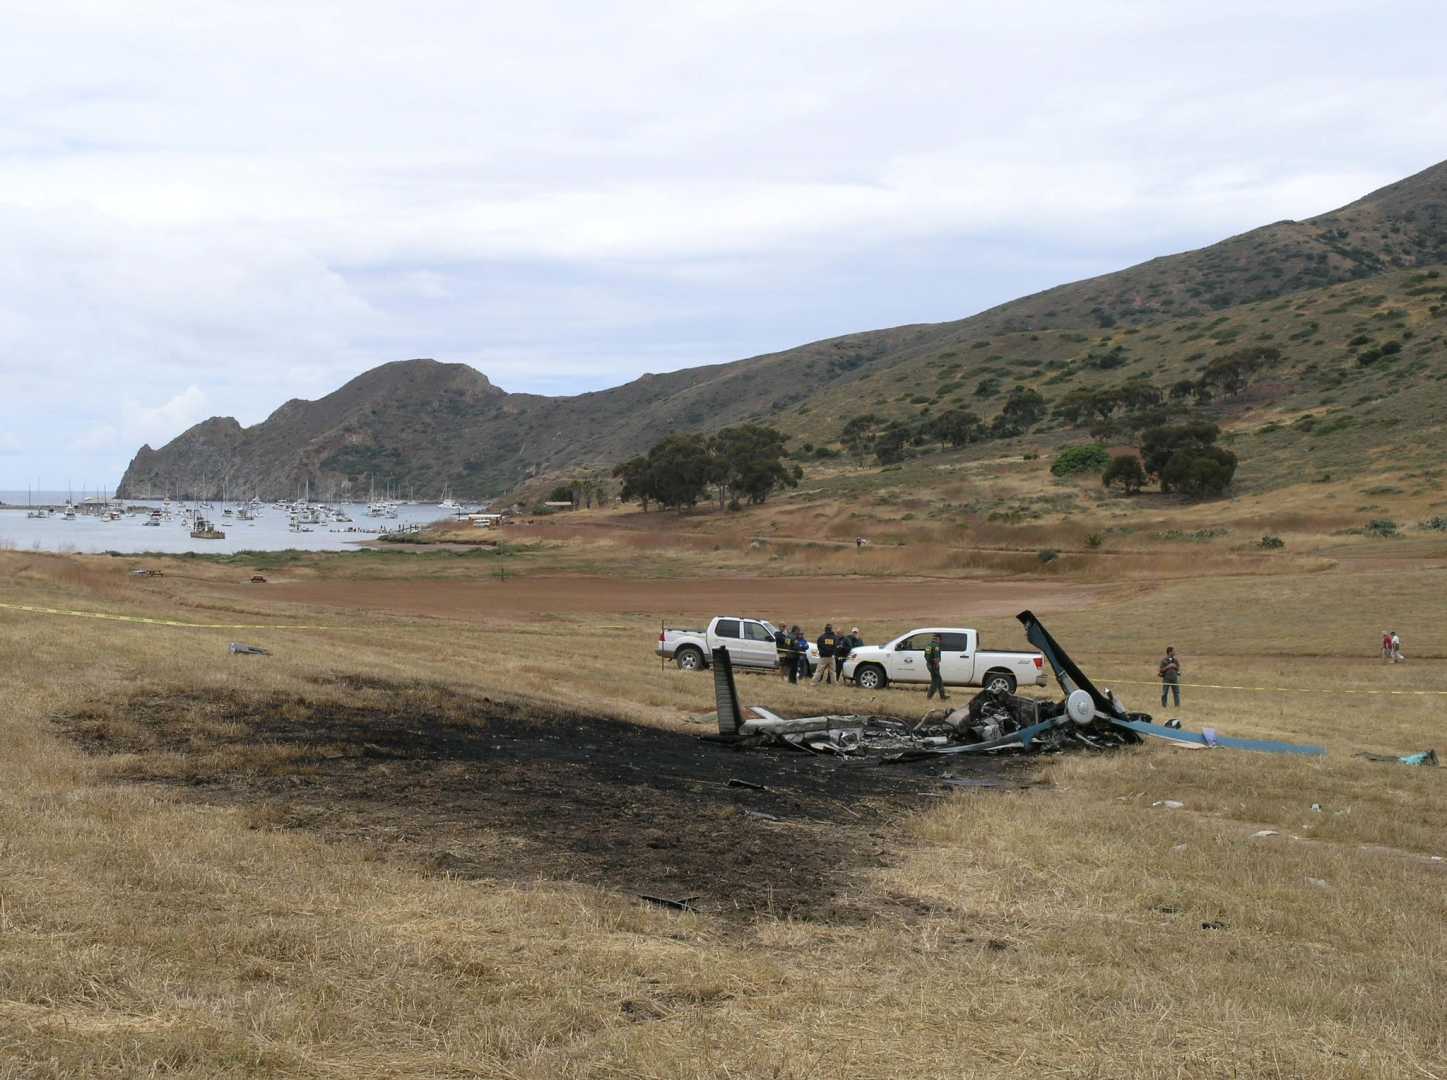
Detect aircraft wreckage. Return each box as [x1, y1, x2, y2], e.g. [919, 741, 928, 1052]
[711, 611, 1325, 759]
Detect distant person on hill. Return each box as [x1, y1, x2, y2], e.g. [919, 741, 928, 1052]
[813, 623, 839, 685]
[1391, 631, 1405, 663]
[1158, 646, 1182, 708]
[925, 633, 948, 700]
[1381, 630, 1394, 661]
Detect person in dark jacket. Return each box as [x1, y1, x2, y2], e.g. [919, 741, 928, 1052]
[834, 625, 858, 680]
[775, 621, 793, 680]
[813, 623, 839, 685]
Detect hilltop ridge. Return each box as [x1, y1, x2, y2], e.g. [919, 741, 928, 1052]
[118, 158, 1447, 500]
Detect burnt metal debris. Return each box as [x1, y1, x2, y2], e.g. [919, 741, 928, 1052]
[710, 611, 1326, 759]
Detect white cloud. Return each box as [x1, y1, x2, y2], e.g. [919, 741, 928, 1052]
[1, 0, 1445, 486]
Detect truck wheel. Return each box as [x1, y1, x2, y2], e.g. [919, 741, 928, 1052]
[675, 647, 705, 672]
[983, 670, 1016, 694]
[854, 664, 887, 690]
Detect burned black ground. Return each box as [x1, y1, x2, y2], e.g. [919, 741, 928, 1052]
[54, 675, 1030, 921]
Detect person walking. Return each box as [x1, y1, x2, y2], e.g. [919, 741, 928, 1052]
[1381, 630, 1394, 661]
[813, 624, 839, 685]
[776, 621, 794, 680]
[924, 633, 948, 700]
[1159, 646, 1182, 708]
[1391, 631, 1405, 663]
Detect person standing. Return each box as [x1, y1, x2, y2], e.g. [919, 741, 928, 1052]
[813, 624, 838, 685]
[794, 625, 812, 683]
[1391, 631, 1405, 663]
[1381, 630, 1393, 661]
[835, 625, 860, 681]
[1159, 646, 1182, 708]
[925, 633, 948, 700]
[776, 621, 794, 680]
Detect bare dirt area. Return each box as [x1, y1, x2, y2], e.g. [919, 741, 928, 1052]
[54, 677, 1028, 922]
[226, 573, 1122, 621]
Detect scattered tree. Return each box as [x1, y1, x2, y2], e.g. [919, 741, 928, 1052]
[1102, 454, 1147, 494]
[1160, 445, 1237, 497]
[840, 414, 883, 463]
[925, 407, 983, 447]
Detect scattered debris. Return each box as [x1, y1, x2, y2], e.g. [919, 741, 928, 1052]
[1250, 830, 1280, 839]
[708, 612, 1328, 760]
[1306, 878, 1330, 889]
[727, 778, 768, 792]
[1311, 803, 1323, 812]
[1200, 920, 1228, 931]
[639, 894, 699, 913]
[1152, 800, 1185, 810]
[228, 642, 271, 656]
[129, 568, 163, 577]
[249, 575, 267, 584]
[1355, 749, 1439, 766]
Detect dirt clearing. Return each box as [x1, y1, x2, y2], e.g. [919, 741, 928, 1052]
[55, 677, 1028, 921]
[223, 573, 1123, 621]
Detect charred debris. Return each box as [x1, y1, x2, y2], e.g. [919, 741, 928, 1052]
[710, 611, 1326, 760]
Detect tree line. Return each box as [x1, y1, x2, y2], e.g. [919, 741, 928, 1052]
[612, 424, 802, 511]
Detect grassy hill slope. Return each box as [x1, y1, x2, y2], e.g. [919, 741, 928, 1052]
[118, 161, 1447, 501]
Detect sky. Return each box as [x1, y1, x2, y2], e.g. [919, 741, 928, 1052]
[2, 0, 1445, 489]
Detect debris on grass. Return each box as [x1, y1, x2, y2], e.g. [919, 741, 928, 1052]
[710, 611, 1327, 760]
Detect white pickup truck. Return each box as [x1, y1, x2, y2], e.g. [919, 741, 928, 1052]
[657, 616, 818, 674]
[841, 627, 1046, 694]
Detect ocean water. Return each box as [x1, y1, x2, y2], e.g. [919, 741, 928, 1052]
[0, 492, 464, 555]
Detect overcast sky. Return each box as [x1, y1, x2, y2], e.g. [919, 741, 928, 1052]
[2, 0, 1445, 489]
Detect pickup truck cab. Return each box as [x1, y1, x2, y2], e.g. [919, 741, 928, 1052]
[841, 628, 1046, 693]
[657, 616, 818, 673]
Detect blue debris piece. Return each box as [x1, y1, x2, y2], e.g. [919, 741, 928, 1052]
[1108, 717, 1327, 757]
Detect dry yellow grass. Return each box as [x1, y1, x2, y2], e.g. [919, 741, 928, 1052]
[1, 544, 1444, 1078]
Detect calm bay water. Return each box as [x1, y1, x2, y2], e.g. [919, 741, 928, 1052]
[0, 491, 463, 555]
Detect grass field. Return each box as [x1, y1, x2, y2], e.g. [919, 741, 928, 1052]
[1, 514, 1444, 1078]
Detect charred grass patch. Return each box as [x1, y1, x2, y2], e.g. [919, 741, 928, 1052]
[53, 676, 1021, 923]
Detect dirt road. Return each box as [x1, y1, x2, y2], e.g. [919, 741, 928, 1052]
[247, 574, 1125, 622]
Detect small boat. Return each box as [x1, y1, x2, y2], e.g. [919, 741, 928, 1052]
[190, 516, 225, 540]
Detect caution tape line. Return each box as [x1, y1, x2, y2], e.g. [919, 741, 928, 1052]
[0, 601, 336, 631]
[1100, 676, 1447, 697]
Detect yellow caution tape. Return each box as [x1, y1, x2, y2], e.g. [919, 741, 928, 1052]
[0, 600, 336, 631]
[1100, 676, 1447, 697]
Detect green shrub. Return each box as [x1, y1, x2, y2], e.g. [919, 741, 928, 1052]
[1050, 444, 1111, 476]
[1364, 519, 1399, 538]
[1259, 535, 1285, 549]
[1037, 549, 1059, 564]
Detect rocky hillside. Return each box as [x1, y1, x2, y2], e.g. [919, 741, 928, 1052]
[119, 159, 1447, 500]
